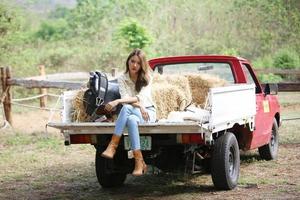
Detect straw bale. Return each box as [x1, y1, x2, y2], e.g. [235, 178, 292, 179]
[153, 74, 192, 104]
[71, 89, 91, 122]
[152, 83, 187, 119]
[185, 74, 227, 107]
[152, 74, 193, 119]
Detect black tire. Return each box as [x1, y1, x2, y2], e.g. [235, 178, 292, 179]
[211, 132, 240, 190]
[95, 148, 127, 188]
[258, 119, 279, 160]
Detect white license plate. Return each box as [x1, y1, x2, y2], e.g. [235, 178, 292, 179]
[124, 136, 152, 150]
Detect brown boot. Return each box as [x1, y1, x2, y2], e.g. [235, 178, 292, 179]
[132, 150, 147, 176]
[101, 134, 121, 159]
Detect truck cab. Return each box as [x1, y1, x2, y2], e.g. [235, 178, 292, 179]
[149, 55, 280, 152]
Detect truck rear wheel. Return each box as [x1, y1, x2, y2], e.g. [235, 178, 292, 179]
[211, 132, 240, 190]
[258, 119, 279, 160]
[95, 148, 127, 188]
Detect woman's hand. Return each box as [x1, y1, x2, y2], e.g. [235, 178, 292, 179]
[140, 106, 150, 122]
[105, 100, 119, 112]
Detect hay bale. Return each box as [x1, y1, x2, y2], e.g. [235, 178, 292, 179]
[185, 74, 227, 106]
[71, 89, 91, 122]
[153, 74, 192, 104]
[152, 74, 193, 120]
[152, 83, 186, 119]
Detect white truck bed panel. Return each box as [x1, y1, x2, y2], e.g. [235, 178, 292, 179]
[207, 84, 256, 133]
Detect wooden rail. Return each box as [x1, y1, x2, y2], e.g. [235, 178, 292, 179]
[277, 83, 300, 92]
[7, 78, 85, 90]
[27, 72, 89, 80]
[261, 83, 300, 92]
[254, 68, 300, 76]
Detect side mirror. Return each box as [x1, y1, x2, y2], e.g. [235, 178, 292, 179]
[264, 83, 278, 95]
[156, 65, 164, 74]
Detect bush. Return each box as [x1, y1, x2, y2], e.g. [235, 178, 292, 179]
[115, 19, 152, 51]
[220, 48, 239, 56]
[258, 73, 282, 83]
[40, 47, 74, 69]
[273, 49, 299, 69]
[35, 19, 69, 41]
[252, 55, 273, 68]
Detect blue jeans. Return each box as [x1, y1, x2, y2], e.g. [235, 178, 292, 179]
[114, 104, 156, 150]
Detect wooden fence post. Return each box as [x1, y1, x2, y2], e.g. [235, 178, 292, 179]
[0, 67, 5, 92]
[1, 67, 13, 125]
[39, 65, 47, 108]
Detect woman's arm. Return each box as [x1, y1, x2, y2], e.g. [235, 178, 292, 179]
[104, 96, 138, 112]
[131, 102, 150, 121]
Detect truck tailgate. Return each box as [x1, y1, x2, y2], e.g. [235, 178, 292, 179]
[47, 121, 208, 134]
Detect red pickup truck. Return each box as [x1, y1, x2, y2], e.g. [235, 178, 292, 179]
[49, 55, 281, 190]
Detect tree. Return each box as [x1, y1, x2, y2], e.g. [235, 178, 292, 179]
[115, 19, 152, 51]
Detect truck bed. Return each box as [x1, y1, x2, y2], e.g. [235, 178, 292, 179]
[48, 84, 256, 144]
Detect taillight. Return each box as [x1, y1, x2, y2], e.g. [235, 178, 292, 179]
[70, 134, 95, 144]
[178, 134, 204, 144]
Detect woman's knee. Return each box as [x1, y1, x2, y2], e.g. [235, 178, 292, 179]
[122, 104, 133, 111]
[127, 115, 140, 125]
[119, 104, 133, 114]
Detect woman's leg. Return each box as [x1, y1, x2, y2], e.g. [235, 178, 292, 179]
[126, 109, 155, 176]
[126, 115, 148, 176]
[102, 104, 137, 159]
[102, 104, 143, 159]
[127, 115, 142, 150]
[127, 107, 156, 150]
[114, 104, 143, 135]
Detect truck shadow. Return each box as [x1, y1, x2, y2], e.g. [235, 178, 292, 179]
[240, 151, 262, 164]
[0, 164, 215, 200]
[100, 173, 216, 199]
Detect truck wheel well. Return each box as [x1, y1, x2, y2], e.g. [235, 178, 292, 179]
[212, 123, 250, 149]
[212, 128, 239, 139]
[227, 123, 251, 150]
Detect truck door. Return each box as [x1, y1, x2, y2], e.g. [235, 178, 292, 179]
[241, 64, 273, 149]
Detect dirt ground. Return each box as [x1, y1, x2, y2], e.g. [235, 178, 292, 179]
[0, 92, 299, 200]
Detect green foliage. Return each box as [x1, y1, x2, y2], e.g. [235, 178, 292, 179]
[0, 0, 300, 82]
[115, 19, 152, 50]
[273, 49, 300, 69]
[40, 46, 74, 68]
[35, 19, 69, 41]
[0, 2, 24, 56]
[220, 48, 239, 56]
[252, 55, 273, 68]
[67, 0, 113, 36]
[49, 6, 71, 19]
[258, 73, 283, 83]
[0, 3, 21, 36]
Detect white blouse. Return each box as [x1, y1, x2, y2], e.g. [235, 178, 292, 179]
[117, 73, 155, 108]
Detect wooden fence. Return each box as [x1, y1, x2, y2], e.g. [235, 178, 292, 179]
[1, 66, 300, 126]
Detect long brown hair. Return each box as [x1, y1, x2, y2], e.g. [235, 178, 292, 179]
[125, 49, 150, 92]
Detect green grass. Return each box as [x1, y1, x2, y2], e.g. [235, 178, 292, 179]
[279, 120, 300, 144]
[278, 92, 300, 105]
